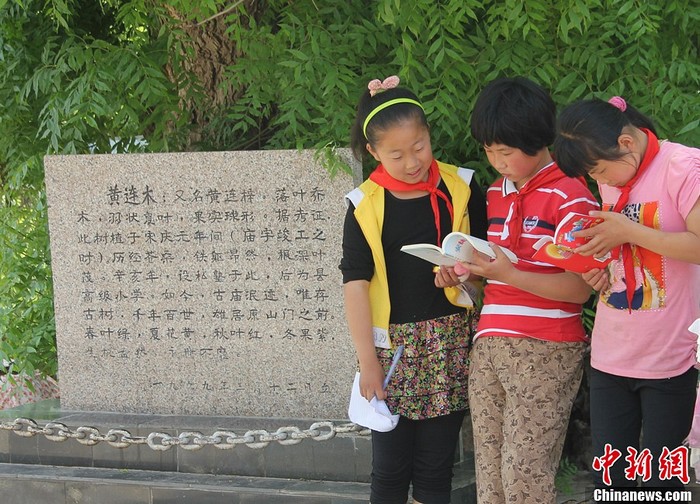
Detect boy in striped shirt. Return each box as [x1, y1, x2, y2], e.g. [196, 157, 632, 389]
[459, 77, 596, 504]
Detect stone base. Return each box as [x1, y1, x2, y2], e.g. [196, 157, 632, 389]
[0, 400, 476, 503]
[0, 462, 477, 504]
[0, 399, 373, 482]
[0, 463, 372, 504]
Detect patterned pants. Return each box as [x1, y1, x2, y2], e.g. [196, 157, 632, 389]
[469, 336, 586, 504]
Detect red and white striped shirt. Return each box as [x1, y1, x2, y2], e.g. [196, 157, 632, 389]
[476, 163, 599, 342]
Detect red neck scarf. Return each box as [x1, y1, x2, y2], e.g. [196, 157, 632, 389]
[505, 162, 585, 250]
[369, 159, 454, 244]
[611, 127, 660, 312]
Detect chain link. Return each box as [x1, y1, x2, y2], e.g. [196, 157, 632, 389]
[0, 417, 370, 451]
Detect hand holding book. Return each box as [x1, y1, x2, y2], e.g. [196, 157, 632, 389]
[531, 212, 612, 273]
[563, 210, 635, 260]
[402, 212, 612, 275]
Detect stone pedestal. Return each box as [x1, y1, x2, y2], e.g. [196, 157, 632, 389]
[0, 400, 477, 503]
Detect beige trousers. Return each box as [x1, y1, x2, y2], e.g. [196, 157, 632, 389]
[469, 336, 585, 504]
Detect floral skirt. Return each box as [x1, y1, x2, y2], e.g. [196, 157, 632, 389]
[378, 310, 476, 420]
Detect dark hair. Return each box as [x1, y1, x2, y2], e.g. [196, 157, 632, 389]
[553, 98, 657, 177]
[350, 86, 428, 161]
[470, 76, 555, 156]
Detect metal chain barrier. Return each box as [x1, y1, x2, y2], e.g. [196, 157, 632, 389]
[0, 417, 370, 451]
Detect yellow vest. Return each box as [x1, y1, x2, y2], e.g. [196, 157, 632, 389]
[345, 161, 478, 349]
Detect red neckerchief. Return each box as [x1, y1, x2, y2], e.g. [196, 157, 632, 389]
[610, 128, 660, 312]
[369, 159, 454, 245]
[506, 163, 586, 250]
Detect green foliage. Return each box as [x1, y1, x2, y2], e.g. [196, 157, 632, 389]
[0, 179, 56, 381]
[0, 0, 203, 380]
[555, 456, 580, 495]
[218, 0, 699, 181]
[0, 0, 698, 379]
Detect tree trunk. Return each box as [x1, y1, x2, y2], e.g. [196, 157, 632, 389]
[163, 1, 264, 148]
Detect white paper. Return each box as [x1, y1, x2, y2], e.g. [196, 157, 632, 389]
[347, 372, 399, 432]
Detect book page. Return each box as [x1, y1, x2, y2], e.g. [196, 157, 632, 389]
[442, 233, 518, 264]
[400, 243, 459, 267]
[439, 233, 479, 263]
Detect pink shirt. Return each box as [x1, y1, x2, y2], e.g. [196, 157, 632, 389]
[592, 141, 700, 379]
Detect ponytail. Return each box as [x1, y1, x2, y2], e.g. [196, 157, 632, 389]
[554, 97, 656, 177]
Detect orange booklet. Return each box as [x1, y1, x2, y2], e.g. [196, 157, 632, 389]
[532, 212, 612, 273]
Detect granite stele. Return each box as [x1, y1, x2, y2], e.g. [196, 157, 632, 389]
[44, 149, 360, 419]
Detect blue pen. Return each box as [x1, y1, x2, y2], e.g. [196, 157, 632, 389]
[382, 345, 404, 390]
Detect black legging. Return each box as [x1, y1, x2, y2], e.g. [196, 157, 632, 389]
[590, 366, 697, 488]
[370, 410, 466, 504]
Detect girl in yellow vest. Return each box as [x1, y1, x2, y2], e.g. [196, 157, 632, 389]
[340, 75, 487, 504]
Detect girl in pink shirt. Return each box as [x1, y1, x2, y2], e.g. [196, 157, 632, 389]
[554, 97, 700, 489]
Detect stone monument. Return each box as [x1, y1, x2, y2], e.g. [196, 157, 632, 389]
[44, 149, 360, 419]
[0, 150, 477, 504]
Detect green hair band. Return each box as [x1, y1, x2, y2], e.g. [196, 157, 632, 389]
[362, 98, 425, 139]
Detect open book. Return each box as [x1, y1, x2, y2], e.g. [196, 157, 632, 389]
[531, 212, 612, 273]
[400, 232, 518, 266]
